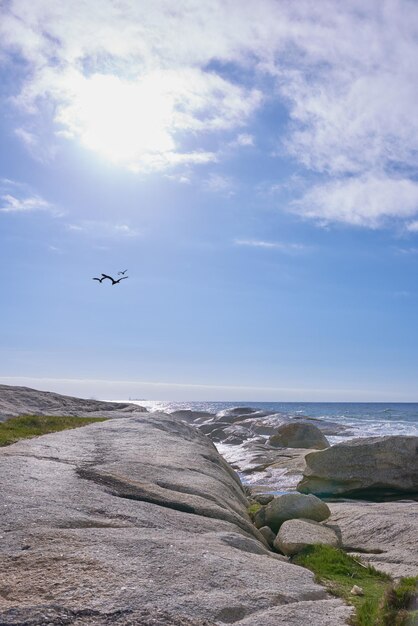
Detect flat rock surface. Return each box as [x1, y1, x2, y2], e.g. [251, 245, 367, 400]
[329, 500, 418, 578]
[0, 413, 352, 625]
[0, 385, 146, 421]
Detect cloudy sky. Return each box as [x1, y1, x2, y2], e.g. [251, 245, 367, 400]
[1, 0, 418, 401]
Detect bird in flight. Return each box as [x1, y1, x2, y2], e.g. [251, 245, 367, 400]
[118, 269, 128, 275]
[101, 273, 128, 285]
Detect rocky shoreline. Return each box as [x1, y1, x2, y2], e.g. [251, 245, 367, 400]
[0, 386, 417, 624]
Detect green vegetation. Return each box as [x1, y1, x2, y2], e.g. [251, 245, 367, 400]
[0, 414, 107, 446]
[380, 577, 418, 626]
[292, 545, 417, 625]
[247, 502, 262, 519]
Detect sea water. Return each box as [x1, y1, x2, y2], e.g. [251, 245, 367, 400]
[126, 400, 418, 492]
[132, 400, 418, 442]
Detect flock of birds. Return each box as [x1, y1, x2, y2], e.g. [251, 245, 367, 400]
[93, 269, 128, 285]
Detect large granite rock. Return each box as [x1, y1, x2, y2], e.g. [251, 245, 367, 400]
[0, 384, 146, 421]
[254, 493, 330, 533]
[0, 412, 352, 625]
[329, 500, 418, 579]
[269, 422, 329, 450]
[274, 519, 340, 556]
[298, 436, 418, 498]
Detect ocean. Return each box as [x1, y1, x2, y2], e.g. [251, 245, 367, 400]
[132, 400, 418, 443]
[125, 400, 418, 493]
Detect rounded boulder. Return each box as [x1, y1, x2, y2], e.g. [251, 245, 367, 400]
[274, 518, 340, 556]
[269, 422, 329, 450]
[261, 492, 331, 533]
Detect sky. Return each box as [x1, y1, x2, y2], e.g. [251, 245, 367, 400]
[1, 0, 418, 402]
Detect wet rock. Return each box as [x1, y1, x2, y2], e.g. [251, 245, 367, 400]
[221, 407, 260, 416]
[198, 421, 230, 435]
[223, 435, 246, 445]
[255, 493, 330, 533]
[269, 423, 330, 450]
[197, 422, 232, 442]
[298, 436, 418, 498]
[274, 519, 340, 556]
[169, 410, 214, 423]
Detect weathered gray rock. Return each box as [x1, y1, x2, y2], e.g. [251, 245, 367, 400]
[259, 526, 278, 549]
[254, 493, 274, 505]
[298, 436, 418, 498]
[254, 493, 331, 533]
[269, 422, 330, 450]
[169, 410, 214, 423]
[274, 519, 340, 556]
[0, 384, 146, 421]
[221, 407, 259, 416]
[329, 500, 418, 578]
[0, 411, 351, 625]
[197, 421, 232, 442]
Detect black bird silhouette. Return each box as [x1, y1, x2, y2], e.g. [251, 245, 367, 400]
[118, 269, 128, 275]
[101, 273, 128, 285]
[92, 276, 106, 282]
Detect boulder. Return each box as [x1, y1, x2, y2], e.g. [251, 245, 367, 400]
[198, 421, 231, 439]
[253, 493, 274, 505]
[254, 493, 330, 533]
[297, 436, 418, 498]
[169, 410, 214, 423]
[274, 519, 340, 556]
[258, 526, 277, 548]
[269, 422, 329, 450]
[221, 407, 259, 416]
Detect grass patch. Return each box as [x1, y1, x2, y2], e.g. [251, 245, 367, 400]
[380, 577, 418, 626]
[0, 414, 107, 446]
[292, 545, 417, 625]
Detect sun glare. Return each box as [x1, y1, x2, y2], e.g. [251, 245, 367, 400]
[57, 73, 176, 166]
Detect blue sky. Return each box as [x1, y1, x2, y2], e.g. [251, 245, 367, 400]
[1, 0, 418, 401]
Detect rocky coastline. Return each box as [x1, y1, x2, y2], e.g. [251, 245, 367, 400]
[0, 386, 417, 624]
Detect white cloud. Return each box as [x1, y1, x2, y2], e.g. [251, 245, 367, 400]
[234, 239, 307, 252]
[1, 1, 265, 171]
[233, 133, 254, 147]
[165, 173, 192, 185]
[396, 246, 418, 255]
[14, 127, 37, 147]
[406, 221, 418, 233]
[0, 193, 53, 213]
[293, 175, 418, 228]
[1, 0, 418, 226]
[203, 173, 236, 195]
[66, 220, 139, 238]
[0, 179, 61, 215]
